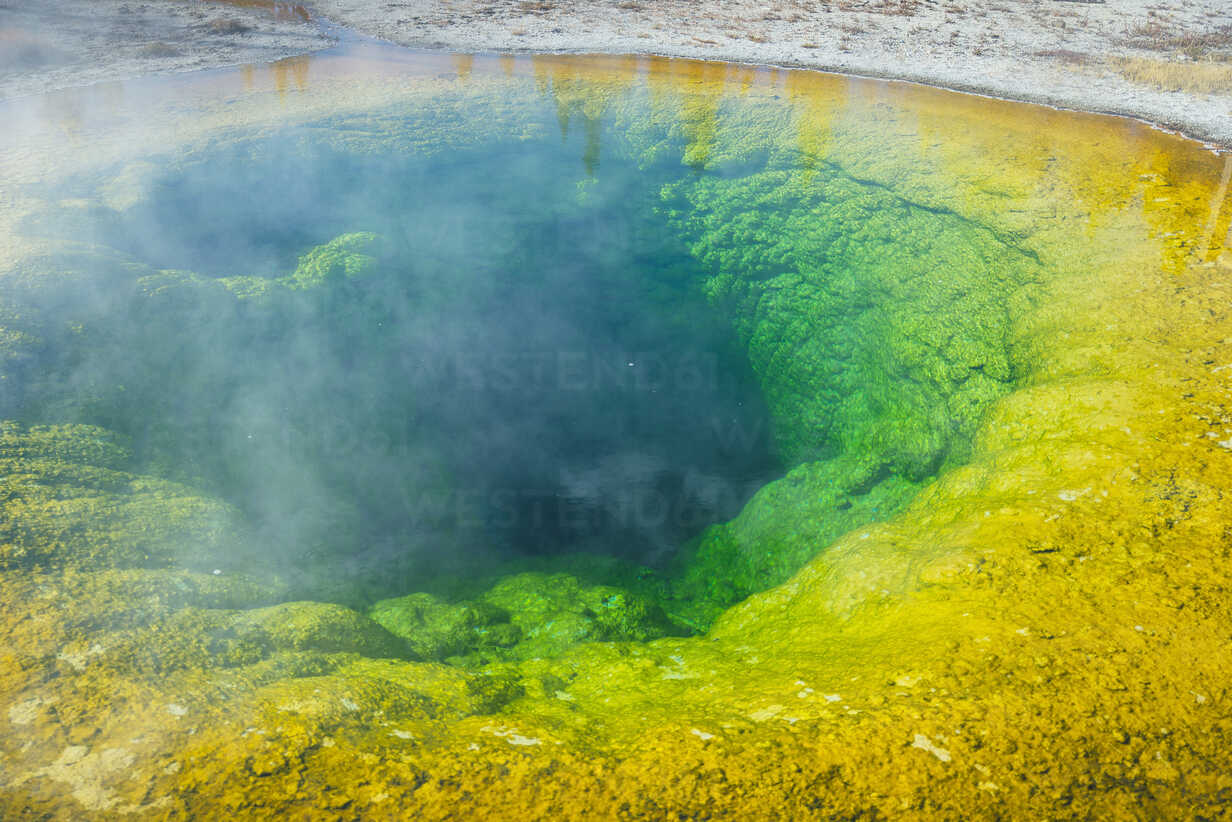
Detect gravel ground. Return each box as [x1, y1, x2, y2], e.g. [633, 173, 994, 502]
[1, 0, 1230, 147]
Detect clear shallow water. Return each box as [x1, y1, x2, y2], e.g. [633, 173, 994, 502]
[1, 55, 1008, 610]
[2, 47, 1228, 637]
[3, 44, 1232, 820]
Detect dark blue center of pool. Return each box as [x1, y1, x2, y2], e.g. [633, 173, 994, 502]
[65, 130, 779, 590]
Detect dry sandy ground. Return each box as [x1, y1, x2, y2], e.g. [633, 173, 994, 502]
[0, 1, 330, 100]
[1, 0, 1231, 144]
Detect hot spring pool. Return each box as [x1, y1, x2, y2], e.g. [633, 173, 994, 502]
[1, 47, 1231, 819]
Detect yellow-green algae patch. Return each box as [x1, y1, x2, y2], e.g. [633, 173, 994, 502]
[1, 52, 1232, 819]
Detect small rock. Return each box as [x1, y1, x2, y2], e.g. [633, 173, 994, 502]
[911, 733, 951, 762]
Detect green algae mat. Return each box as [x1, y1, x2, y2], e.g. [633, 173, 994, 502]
[1, 49, 1231, 818]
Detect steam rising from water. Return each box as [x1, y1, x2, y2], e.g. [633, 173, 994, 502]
[5, 110, 779, 599]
